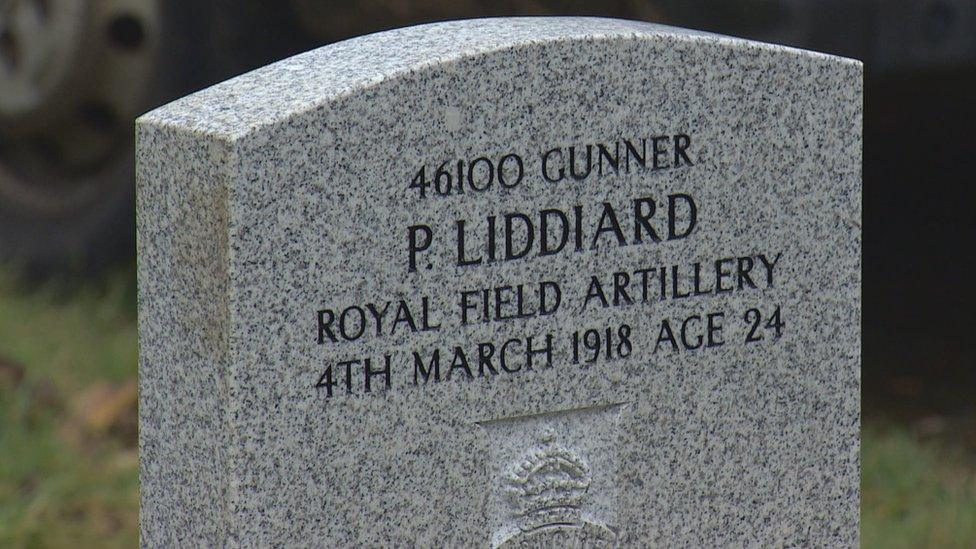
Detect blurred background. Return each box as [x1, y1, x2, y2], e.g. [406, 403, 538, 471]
[1, 0, 974, 546]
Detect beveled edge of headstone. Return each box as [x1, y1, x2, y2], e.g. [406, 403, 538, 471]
[136, 17, 861, 141]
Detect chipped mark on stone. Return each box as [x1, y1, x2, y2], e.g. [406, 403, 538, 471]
[444, 107, 461, 131]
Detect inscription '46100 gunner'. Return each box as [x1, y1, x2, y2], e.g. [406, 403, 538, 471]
[406, 134, 692, 198]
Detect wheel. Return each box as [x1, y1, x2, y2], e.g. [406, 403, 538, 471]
[0, 0, 315, 274]
[0, 0, 160, 272]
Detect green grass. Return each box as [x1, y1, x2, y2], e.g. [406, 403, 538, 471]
[863, 425, 976, 548]
[0, 270, 974, 547]
[0, 271, 138, 548]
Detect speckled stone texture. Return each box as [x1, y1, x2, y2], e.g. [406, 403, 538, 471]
[137, 17, 861, 547]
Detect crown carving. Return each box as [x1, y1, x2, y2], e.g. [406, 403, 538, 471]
[504, 431, 591, 531]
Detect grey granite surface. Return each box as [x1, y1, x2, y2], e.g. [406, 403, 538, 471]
[138, 17, 861, 547]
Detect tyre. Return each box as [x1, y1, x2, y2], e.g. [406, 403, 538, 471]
[0, 0, 306, 274]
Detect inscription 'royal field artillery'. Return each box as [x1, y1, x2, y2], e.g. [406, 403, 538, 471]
[138, 18, 861, 547]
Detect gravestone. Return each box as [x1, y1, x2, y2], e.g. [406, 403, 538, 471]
[137, 17, 861, 547]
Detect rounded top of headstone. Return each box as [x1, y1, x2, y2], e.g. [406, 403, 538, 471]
[137, 17, 859, 141]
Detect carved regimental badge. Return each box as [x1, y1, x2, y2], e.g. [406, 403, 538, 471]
[498, 431, 617, 548]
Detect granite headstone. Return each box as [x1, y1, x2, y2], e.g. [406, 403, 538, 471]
[137, 17, 861, 547]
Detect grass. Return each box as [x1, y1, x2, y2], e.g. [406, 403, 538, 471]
[0, 271, 138, 548]
[0, 270, 974, 547]
[862, 425, 976, 548]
